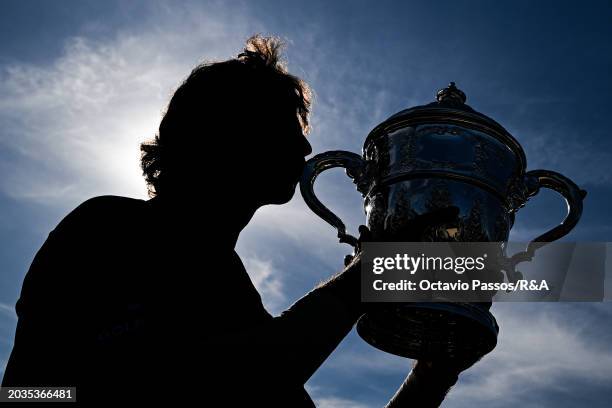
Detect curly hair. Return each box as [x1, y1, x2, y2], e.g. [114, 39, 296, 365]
[139, 35, 312, 198]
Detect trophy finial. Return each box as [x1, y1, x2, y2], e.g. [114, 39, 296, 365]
[436, 82, 467, 105]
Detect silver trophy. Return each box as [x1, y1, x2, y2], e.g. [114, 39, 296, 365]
[300, 83, 586, 361]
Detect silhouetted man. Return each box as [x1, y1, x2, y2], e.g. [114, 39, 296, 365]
[2, 36, 478, 406]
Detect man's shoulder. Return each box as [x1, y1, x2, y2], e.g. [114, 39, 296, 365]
[16, 196, 148, 313]
[72, 194, 147, 215]
[54, 195, 147, 233]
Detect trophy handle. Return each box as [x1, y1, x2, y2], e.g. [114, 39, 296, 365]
[300, 150, 367, 249]
[505, 169, 587, 280]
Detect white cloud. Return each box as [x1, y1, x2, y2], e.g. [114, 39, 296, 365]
[0, 3, 262, 207]
[307, 384, 372, 408]
[305, 304, 612, 408]
[241, 255, 286, 315]
[314, 396, 371, 408]
[0, 302, 16, 379]
[509, 126, 612, 188]
[242, 197, 355, 261]
[442, 304, 612, 407]
[0, 303, 16, 321]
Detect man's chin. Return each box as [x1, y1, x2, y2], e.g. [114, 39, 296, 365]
[265, 183, 298, 205]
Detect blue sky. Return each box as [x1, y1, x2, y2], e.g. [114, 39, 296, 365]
[1, 1, 611, 406]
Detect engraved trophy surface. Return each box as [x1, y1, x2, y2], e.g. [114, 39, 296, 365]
[300, 83, 586, 362]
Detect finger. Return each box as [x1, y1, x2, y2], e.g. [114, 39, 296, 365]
[344, 254, 354, 267]
[358, 225, 372, 241]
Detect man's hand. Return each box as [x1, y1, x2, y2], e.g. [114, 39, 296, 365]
[344, 225, 372, 267]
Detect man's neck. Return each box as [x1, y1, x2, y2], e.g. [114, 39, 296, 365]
[148, 193, 258, 249]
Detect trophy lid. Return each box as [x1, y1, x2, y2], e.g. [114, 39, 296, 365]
[364, 82, 527, 169]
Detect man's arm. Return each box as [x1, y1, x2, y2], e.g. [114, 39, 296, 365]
[269, 257, 364, 383]
[208, 254, 364, 387]
[385, 361, 461, 408]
